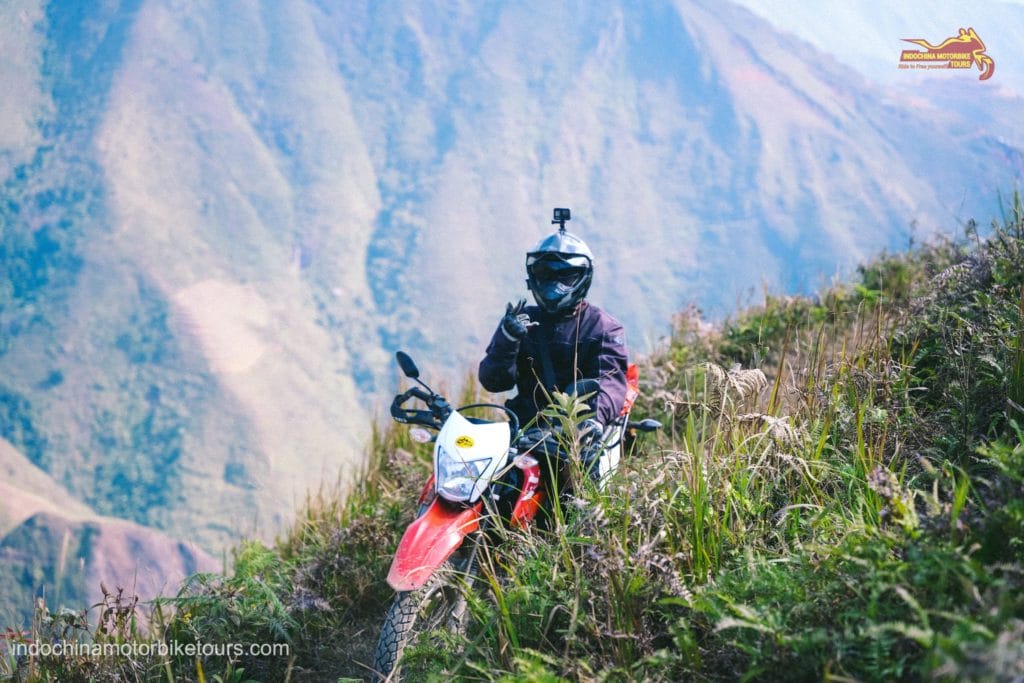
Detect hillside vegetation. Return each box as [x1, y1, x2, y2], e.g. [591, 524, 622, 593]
[4, 1, 1024, 627]
[4, 199, 1024, 681]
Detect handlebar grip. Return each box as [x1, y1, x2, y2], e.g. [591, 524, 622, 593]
[407, 387, 432, 402]
[627, 418, 663, 433]
[390, 392, 412, 422]
[390, 387, 446, 428]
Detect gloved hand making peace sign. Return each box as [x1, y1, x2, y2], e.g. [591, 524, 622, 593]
[500, 298, 538, 342]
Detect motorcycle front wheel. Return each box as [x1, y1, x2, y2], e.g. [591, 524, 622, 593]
[372, 555, 477, 681]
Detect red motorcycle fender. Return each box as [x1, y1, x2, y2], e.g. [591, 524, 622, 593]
[386, 498, 482, 591]
[510, 460, 544, 528]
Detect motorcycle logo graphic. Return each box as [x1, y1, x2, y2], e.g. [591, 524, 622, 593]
[899, 27, 995, 81]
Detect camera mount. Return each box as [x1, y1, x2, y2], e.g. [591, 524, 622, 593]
[552, 207, 571, 233]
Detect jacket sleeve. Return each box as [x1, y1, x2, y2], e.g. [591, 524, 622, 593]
[589, 318, 629, 426]
[479, 324, 520, 393]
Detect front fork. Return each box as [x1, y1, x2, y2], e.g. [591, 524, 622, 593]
[416, 473, 436, 517]
[391, 451, 544, 592]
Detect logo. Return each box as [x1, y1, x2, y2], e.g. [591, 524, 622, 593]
[454, 435, 474, 448]
[898, 27, 994, 81]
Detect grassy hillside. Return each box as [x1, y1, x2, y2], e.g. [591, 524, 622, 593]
[4, 1, 1024, 639]
[3, 200, 1023, 681]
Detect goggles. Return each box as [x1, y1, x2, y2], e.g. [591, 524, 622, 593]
[526, 255, 590, 285]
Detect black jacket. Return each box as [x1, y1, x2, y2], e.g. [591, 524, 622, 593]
[478, 302, 629, 427]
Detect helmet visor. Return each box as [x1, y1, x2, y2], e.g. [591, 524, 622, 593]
[526, 254, 590, 285]
[529, 261, 587, 286]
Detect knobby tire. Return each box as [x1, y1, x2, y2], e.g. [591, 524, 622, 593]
[372, 554, 477, 681]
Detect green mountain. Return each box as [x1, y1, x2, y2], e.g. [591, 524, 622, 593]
[1, 0, 1022, 632]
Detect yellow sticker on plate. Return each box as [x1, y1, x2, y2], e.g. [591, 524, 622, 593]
[455, 435, 474, 448]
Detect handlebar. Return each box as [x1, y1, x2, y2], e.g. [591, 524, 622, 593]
[390, 367, 659, 448]
[390, 390, 519, 434]
[457, 403, 520, 437]
[515, 423, 593, 461]
[390, 387, 451, 429]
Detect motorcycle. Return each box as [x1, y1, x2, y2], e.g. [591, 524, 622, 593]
[372, 351, 660, 679]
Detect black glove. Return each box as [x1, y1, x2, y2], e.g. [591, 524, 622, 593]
[500, 298, 537, 341]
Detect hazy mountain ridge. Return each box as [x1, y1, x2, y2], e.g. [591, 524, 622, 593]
[0, 511, 218, 627]
[0, 437, 218, 624]
[0, 0, 1022, 624]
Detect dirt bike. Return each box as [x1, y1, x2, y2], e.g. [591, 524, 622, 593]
[372, 351, 660, 679]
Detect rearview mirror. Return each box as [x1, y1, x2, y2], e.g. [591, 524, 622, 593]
[629, 419, 663, 433]
[395, 351, 419, 379]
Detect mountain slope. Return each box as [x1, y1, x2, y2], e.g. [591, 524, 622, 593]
[0, 0, 1022, 621]
[0, 511, 219, 628]
[0, 437, 93, 537]
[0, 438, 218, 626]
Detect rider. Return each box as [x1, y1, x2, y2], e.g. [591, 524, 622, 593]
[478, 209, 629, 477]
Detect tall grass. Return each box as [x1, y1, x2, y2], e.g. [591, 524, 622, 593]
[404, 203, 1024, 681]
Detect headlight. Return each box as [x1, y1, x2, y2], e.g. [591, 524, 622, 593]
[436, 445, 490, 502]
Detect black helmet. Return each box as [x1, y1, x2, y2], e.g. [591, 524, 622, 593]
[526, 227, 594, 316]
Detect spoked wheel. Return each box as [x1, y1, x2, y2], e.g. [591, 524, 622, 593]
[372, 550, 478, 681]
